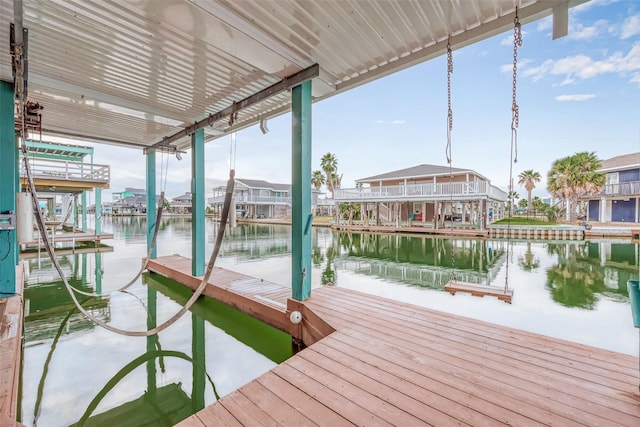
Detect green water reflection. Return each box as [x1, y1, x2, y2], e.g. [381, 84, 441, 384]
[545, 242, 637, 308]
[19, 218, 639, 426]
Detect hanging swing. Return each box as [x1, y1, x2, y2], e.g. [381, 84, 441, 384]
[444, 13, 523, 303]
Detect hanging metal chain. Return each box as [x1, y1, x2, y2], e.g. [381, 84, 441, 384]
[446, 39, 453, 164]
[445, 38, 456, 280]
[511, 10, 522, 163]
[505, 10, 523, 293]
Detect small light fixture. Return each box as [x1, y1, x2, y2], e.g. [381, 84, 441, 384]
[259, 117, 269, 135]
[289, 311, 302, 324]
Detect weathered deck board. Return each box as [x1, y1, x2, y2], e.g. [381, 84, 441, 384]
[0, 264, 25, 427]
[445, 280, 514, 302]
[151, 255, 640, 427]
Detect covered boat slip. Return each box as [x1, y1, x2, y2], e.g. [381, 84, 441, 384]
[4, 0, 639, 426]
[145, 255, 640, 426]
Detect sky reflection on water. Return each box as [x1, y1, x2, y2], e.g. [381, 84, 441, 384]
[20, 217, 639, 426]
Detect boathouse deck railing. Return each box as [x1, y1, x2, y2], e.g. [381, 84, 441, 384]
[209, 195, 292, 205]
[602, 181, 640, 196]
[334, 181, 508, 202]
[19, 157, 110, 183]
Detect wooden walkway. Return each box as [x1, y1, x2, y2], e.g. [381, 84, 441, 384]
[332, 223, 489, 237]
[0, 264, 25, 427]
[147, 255, 640, 426]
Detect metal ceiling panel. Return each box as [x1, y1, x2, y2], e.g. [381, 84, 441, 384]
[0, 0, 582, 151]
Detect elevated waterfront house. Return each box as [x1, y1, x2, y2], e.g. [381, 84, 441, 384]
[210, 179, 320, 219]
[583, 153, 640, 223]
[169, 192, 192, 215]
[111, 188, 147, 216]
[17, 139, 110, 239]
[334, 164, 508, 229]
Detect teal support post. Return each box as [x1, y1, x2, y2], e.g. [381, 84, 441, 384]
[191, 313, 205, 411]
[94, 188, 102, 236]
[95, 252, 103, 294]
[629, 280, 640, 391]
[81, 191, 87, 232]
[0, 81, 18, 295]
[291, 80, 312, 301]
[146, 149, 157, 259]
[191, 129, 205, 276]
[146, 286, 158, 399]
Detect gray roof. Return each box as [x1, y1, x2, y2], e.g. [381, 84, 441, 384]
[599, 153, 640, 172]
[171, 192, 192, 202]
[236, 179, 291, 192]
[357, 164, 476, 183]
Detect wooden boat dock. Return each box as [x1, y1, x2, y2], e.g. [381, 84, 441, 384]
[0, 264, 25, 427]
[146, 255, 640, 426]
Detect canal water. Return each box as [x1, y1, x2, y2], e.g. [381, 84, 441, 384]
[20, 217, 639, 426]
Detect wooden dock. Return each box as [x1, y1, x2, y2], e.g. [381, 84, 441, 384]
[147, 255, 640, 426]
[332, 223, 489, 237]
[0, 264, 25, 427]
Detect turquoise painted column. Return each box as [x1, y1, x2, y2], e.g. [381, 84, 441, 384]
[291, 80, 312, 301]
[146, 286, 158, 399]
[95, 251, 103, 294]
[191, 313, 205, 411]
[0, 81, 17, 295]
[191, 129, 205, 276]
[81, 191, 88, 232]
[95, 188, 102, 236]
[146, 149, 157, 259]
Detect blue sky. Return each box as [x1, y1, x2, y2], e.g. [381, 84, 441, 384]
[88, 0, 639, 202]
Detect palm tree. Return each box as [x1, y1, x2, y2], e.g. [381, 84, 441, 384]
[518, 169, 541, 217]
[547, 152, 604, 221]
[311, 170, 325, 191]
[506, 191, 519, 215]
[320, 152, 338, 198]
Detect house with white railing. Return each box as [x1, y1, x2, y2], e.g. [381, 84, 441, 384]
[210, 179, 321, 219]
[583, 153, 640, 223]
[334, 164, 508, 229]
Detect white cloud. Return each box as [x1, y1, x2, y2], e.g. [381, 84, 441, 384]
[572, 0, 619, 14]
[523, 42, 640, 84]
[499, 58, 532, 75]
[631, 73, 640, 86]
[621, 15, 640, 40]
[536, 16, 552, 32]
[555, 94, 596, 101]
[567, 20, 608, 40]
[374, 119, 406, 125]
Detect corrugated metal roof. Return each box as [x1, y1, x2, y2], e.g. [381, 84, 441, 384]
[0, 0, 582, 151]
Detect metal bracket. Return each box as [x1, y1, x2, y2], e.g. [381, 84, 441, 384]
[0, 213, 16, 231]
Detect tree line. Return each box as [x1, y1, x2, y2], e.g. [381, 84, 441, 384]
[516, 151, 605, 222]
